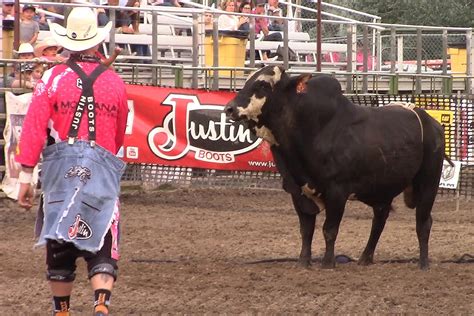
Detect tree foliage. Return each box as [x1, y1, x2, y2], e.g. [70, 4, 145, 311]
[325, 0, 474, 27]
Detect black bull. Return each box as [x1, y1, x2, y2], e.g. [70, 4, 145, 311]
[224, 66, 446, 270]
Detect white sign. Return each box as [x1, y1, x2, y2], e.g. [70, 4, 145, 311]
[1, 92, 39, 200]
[439, 160, 462, 189]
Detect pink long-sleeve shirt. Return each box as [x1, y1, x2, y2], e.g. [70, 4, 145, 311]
[16, 62, 129, 167]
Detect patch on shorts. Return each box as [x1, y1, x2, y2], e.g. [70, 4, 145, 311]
[65, 165, 92, 183]
[68, 214, 93, 240]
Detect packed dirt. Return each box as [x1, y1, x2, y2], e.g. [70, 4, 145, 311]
[0, 187, 473, 314]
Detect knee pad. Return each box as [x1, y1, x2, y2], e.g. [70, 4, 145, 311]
[46, 269, 76, 282]
[88, 262, 118, 281]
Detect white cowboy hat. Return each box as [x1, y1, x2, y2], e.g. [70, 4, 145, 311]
[48, 7, 112, 52]
[14, 43, 34, 55]
[34, 37, 61, 57]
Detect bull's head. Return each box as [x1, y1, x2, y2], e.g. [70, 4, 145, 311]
[224, 65, 287, 126]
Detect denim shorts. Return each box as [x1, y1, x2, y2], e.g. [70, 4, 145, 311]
[37, 141, 126, 253]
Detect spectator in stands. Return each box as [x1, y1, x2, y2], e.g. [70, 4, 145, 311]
[5, 43, 35, 87]
[11, 63, 34, 89]
[218, 0, 247, 31]
[238, 1, 252, 32]
[268, 8, 283, 31]
[267, 0, 282, 14]
[204, 12, 214, 31]
[254, 0, 282, 59]
[20, 4, 40, 45]
[116, 0, 149, 58]
[254, 0, 280, 39]
[31, 62, 45, 86]
[34, 37, 61, 62]
[2, 0, 14, 16]
[15, 42, 35, 60]
[2, 0, 15, 31]
[90, 0, 110, 26]
[157, 0, 182, 7]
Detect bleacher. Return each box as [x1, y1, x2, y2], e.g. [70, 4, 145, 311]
[31, 3, 356, 89]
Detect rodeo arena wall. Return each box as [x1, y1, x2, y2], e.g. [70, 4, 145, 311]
[1, 2, 474, 202]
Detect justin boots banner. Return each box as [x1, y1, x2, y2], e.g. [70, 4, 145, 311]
[122, 85, 277, 171]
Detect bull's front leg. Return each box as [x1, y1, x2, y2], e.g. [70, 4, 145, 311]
[321, 192, 347, 269]
[291, 194, 317, 267]
[271, 146, 319, 267]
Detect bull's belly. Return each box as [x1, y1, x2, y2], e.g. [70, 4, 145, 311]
[348, 169, 416, 204]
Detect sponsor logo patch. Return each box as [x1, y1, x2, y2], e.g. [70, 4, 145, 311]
[65, 165, 91, 183]
[68, 214, 93, 240]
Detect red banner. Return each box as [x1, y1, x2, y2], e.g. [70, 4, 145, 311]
[123, 85, 277, 171]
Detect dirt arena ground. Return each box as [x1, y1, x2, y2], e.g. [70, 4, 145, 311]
[0, 187, 473, 314]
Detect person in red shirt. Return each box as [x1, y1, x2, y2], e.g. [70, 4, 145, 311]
[16, 7, 128, 316]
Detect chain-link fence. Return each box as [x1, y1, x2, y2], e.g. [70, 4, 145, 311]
[121, 93, 474, 199]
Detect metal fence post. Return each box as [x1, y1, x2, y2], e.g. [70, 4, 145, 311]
[151, 11, 158, 86]
[441, 29, 451, 94]
[466, 29, 472, 94]
[283, 19, 289, 69]
[248, 17, 255, 68]
[175, 66, 184, 88]
[192, 12, 199, 89]
[362, 24, 369, 93]
[389, 74, 398, 94]
[345, 24, 353, 93]
[415, 28, 422, 94]
[388, 27, 398, 95]
[108, 9, 116, 57]
[390, 26, 396, 73]
[212, 15, 219, 91]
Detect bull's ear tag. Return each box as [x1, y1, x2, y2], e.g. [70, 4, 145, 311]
[296, 74, 311, 94]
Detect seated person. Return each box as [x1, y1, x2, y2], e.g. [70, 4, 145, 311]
[238, 1, 252, 32]
[254, 0, 282, 60]
[116, 0, 149, 58]
[268, 8, 283, 31]
[218, 0, 247, 31]
[204, 12, 214, 31]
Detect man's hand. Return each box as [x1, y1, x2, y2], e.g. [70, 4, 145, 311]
[18, 182, 34, 209]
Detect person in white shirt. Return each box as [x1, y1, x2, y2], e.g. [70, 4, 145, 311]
[218, 0, 247, 31]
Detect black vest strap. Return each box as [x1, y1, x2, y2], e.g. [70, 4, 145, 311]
[66, 59, 107, 146]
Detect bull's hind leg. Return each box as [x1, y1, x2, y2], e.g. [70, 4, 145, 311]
[413, 177, 439, 270]
[413, 151, 443, 270]
[358, 203, 392, 266]
[291, 194, 318, 267]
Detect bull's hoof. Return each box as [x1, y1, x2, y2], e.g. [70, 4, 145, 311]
[321, 258, 336, 269]
[357, 256, 374, 266]
[298, 258, 312, 268]
[419, 260, 430, 270]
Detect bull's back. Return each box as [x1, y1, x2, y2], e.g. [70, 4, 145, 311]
[312, 106, 426, 197]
